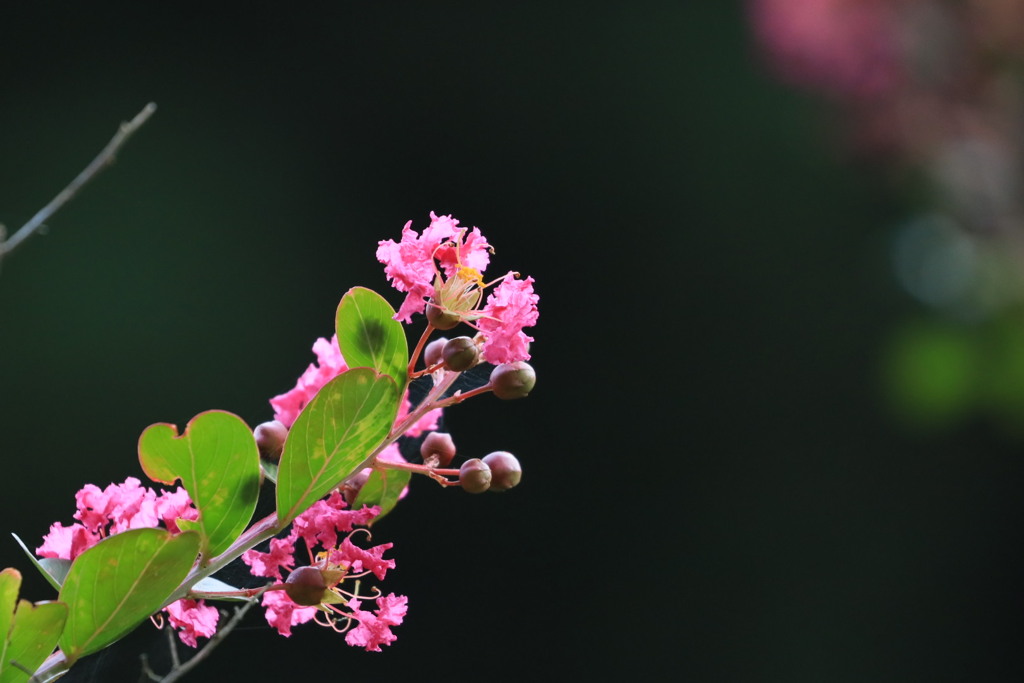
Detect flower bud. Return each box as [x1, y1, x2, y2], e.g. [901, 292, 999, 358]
[284, 566, 327, 606]
[426, 302, 461, 330]
[424, 336, 449, 367]
[443, 336, 480, 372]
[340, 468, 371, 506]
[481, 451, 522, 492]
[459, 458, 492, 493]
[489, 361, 536, 399]
[254, 420, 288, 461]
[420, 431, 457, 468]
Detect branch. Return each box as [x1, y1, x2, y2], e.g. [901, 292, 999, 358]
[0, 102, 157, 263]
[153, 598, 264, 683]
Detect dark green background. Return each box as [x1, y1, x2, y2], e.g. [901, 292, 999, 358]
[1, 2, 1021, 680]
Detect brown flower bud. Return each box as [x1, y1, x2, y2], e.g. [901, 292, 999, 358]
[443, 336, 480, 372]
[424, 337, 449, 367]
[426, 302, 461, 330]
[489, 361, 536, 399]
[284, 566, 327, 606]
[340, 468, 370, 507]
[482, 451, 522, 492]
[459, 458, 492, 493]
[254, 420, 288, 462]
[420, 431, 457, 468]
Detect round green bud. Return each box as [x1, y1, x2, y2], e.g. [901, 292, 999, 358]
[424, 337, 449, 367]
[254, 420, 288, 462]
[443, 336, 480, 372]
[459, 458, 492, 493]
[426, 302, 461, 330]
[489, 361, 536, 399]
[420, 431, 457, 468]
[481, 451, 522, 491]
[284, 566, 327, 606]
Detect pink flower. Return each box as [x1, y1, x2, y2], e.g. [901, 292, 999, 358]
[165, 599, 219, 647]
[377, 212, 493, 323]
[377, 213, 538, 364]
[344, 594, 408, 651]
[261, 589, 318, 637]
[242, 534, 297, 580]
[38, 478, 199, 561]
[476, 275, 539, 364]
[270, 334, 349, 428]
[154, 487, 199, 533]
[75, 477, 160, 534]
[329, 537, 396, 581]
[749, 0, 904, 100]
[36, 522, 99, 561]
[291, 491, 380, 550]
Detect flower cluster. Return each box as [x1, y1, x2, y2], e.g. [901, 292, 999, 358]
[377, 212, 539, 364]
[36, 478, 219, 647]
[242, 491, 406, 651]
[37, 477, 197, 561]
[22, 214, 535, 675]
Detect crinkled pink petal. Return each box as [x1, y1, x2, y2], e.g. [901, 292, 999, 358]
[422, 211, 460, 244]
[165, 599, 219, 648]
[292, 491, 379, 549]
[242, 533, 298, 580]
[73, 484, 110, 533]
[75, 478, 160, 535]
[270, 335, 349, 428]
[477, 274, 539, 364]
[393, 281, 435, 324]
[377, 222, 440, 294]
[154, 487, 198, 533]
[344, 594, 407, 651]
[36, 522, 99, 561]
[329, 537, 395, 581]
[378, 213, 472, 323]
[374, 593, 409, 625]
[261, 589, 317, 637]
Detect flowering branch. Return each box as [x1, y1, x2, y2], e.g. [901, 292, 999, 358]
[5, 211, 537, 682]
[0, 102, 156, 265]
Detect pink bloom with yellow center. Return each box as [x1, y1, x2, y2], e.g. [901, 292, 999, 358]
[377, 212, 492, 323]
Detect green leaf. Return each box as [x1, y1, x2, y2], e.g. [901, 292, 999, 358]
[139, 411, 260, 561]
[0, 569, 18, 656]
[353, 468, 411, 523]
[0, 568, 68, 683]
[260, 459, 279, 485]
[277, 368, 400, 525]
[336, 287, 409, 392]
[58, 528, 200, 664]
[1, 601, 67, 683]
[10, 535, 70, 592]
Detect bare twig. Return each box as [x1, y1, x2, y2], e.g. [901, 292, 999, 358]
[0, 102, 157, 263]
[145, 595, 262, 683]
